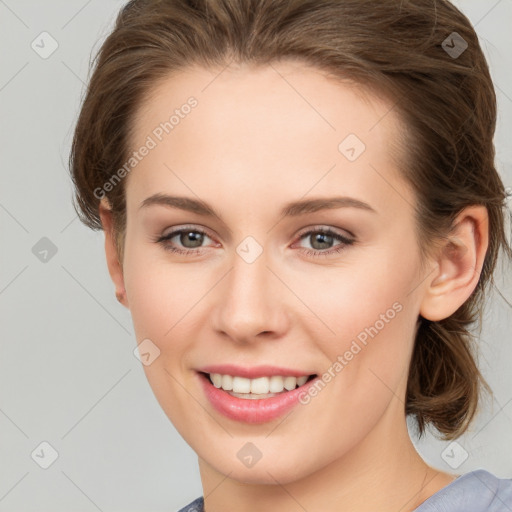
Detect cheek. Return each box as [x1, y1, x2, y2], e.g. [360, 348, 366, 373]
[122, 240, 195, 354]
[122, 243, 203, 430]
[296, 249, 419, 392]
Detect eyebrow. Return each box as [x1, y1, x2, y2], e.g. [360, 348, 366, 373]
[139, 193, 376, 219]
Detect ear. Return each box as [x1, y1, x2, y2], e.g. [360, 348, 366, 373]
[99, 198, 129, 309]
[419, 206, 489, 322]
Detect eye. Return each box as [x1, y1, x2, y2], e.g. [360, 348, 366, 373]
[294, 227, 355, 258]
[155, 225, 216, 256]
[154, 225, 355, 258]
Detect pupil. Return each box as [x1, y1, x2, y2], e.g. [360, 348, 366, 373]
[312, 233, 332, 250]
[182, 231, 203, 248]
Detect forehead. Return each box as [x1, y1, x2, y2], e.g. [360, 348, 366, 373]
[132, 60, 399, 147]
[125, 61, 412, 217]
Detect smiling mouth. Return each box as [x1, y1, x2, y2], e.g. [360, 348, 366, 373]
[199, 371, 317, 399]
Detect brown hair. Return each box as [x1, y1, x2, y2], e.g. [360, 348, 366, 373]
[69, 0, 512, 440]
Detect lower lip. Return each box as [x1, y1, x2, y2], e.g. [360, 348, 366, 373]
[198, 372, 319, 424]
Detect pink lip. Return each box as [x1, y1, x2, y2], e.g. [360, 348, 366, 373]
[197, 371, 320, 424]
[197, 364, 314, 379]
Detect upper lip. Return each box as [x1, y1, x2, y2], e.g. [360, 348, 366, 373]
[197, 364, 316, 379]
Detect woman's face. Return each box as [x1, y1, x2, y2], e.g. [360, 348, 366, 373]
[119, 61, 428, 483]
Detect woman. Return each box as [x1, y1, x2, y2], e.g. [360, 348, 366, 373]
[69, 0, 512, 510]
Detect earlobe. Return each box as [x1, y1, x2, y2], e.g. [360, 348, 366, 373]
[99, 198, 129, 309]
[419, 206, 488, 322]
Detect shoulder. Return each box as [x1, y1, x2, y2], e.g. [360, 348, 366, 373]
[414, 469, 512, 511]
[176, 496, 204, 512]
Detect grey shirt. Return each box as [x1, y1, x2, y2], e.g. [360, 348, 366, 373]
[177, 469, 512, 512]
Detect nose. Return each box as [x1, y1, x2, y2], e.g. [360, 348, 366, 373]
[212, 247, 290, 344]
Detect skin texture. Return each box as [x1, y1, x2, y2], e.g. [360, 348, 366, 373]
[99, 61, 488, 511]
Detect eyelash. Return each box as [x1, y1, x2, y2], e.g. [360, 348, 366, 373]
[154, 225, 355, 259]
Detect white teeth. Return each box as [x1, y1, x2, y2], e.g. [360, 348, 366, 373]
[210, 373, 222, 388]
[250, 377, 269, 394]
[269, 375, 285, 393]
[221, 374, 233, 391]
[297, 376, 308, 386]
[284, 376, 297, 391]
[232, 376, 251, 393]
[208, 373, 311, 395]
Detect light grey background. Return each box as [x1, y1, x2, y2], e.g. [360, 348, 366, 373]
[0, 1, 511, 511]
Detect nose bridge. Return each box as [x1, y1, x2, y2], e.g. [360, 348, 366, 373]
[214, 241, 286, 341]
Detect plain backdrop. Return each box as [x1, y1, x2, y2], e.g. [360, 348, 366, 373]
[0, 1, 511, 511]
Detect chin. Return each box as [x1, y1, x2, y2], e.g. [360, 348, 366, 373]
[202, 446, 325, 486]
